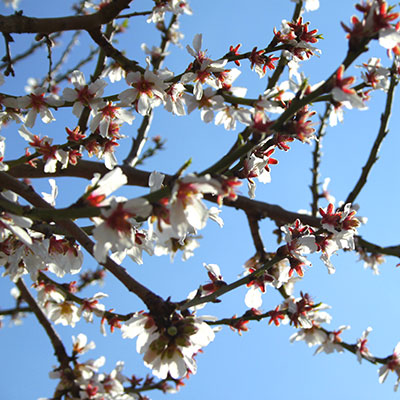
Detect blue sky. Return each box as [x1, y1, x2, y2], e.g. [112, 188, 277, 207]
[1, 0, 400, 399]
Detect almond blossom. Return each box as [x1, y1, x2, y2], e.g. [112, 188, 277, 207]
[118, 69, 167, 115]
[84, 167, 128, 207]
[18, 125, 68, 173]
[78, 293, 107, 323]
[72, 333, 96, 356]
[356, 327, 374, 363]
[122, 311, 215, 380]
[63, 70, 107, 117]
[319, 203, 360, 250]
[92, 197, 152, 263]
[358, 57, 391, 90]
[168, 174, 222, 239]
[181, 33, 228, 100]
[45, 300, 81, 327]
[331, 65, 367, 109]
[90, 102, 135, 137]
[314, 325, 350, 355]
[184, 88, 225, 123]
[378, 341, 400, 390]
[18, 86, 64, 128]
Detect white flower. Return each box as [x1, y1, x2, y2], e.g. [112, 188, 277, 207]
[92, 198, 152, 263]
[45, 300, 80, 327]
[122, 312, 215, 380]
[165, 83, 187, 116]
[184, 88, 225, 123]
[72, 333, 96, 355]
[18, 87, 64, 128]
[356, 327, 374, 364]
[78, 293, 107, 323]
[63, 70, 107, 117]
[169, 174, 222, 239]
[90, 103, 134, 137]
[85, 168, 128, 207]
[314, 325, 350, 355]
[41, 179, 58, 206]
[118, 69, 167, 115]
[46, 236, 83, 277]
[357, 57, 391, 91]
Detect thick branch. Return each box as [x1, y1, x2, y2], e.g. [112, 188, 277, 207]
[0, 172, 173, 317]
[0, 0, 133, 34]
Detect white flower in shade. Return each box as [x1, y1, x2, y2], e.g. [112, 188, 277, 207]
[118, 69, 167, 115]
[45, 300, 81, 327]
[148, 170, 165, 192]
[242, 256, 275, 309]
[18, 87, 64, 128]
[46, 236, 83, 277]
[63, 70, 107, 117]
[0, 192, 32, 245]
[101, 61, 126, 83]
[41, 179, 58, 206]
[18, 125, 68, 173]
[75, 356, 106, 381]
[215, 105, 252, 131]
[165, 83, 187, 116]
[153, 233, 201, 262]
[169, 174, 222, 239]
[122, 312, 215, 379]
[92, 198, 152, 263]
[33, 281, 65, 306]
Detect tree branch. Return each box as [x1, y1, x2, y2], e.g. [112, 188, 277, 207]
[345, 62, 398, 205]
[0, 0, 134, 34]
[16, 278, 71, 369]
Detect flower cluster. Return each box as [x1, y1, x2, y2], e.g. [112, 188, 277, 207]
[122, 311, 215, 379]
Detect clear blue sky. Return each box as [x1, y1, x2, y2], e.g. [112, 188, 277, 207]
[1, 1, 400, 399]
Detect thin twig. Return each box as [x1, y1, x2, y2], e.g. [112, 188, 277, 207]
[178, 255, 282, 311]
[310, 103, 331, 217]
[246, 212, 266, 256]
[266, 1, 303, 90]
[123, 112, 153, 167]
[345, 63, 398, 205]
[16, 278, 71, 369]
[2, 32, 15, 76]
